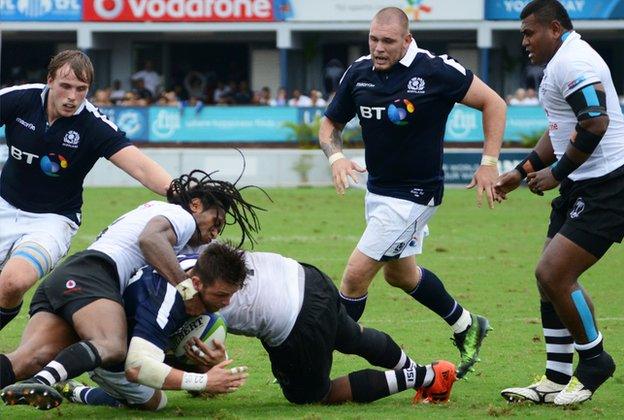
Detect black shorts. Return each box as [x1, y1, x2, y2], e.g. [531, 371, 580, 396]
[547, 164, 624, 258]
[262, 263, 359, 404]
[29, 250, 121, 325]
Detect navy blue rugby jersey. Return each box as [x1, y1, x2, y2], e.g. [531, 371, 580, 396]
[325, 40, 474, 205]
[123, 255, 200, 352]
[0, 84, 131, 222]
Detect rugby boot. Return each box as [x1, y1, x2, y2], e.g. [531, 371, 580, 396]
[554, 351, 616, 405]
[452, 314, 492, 378]
[1, 380, 63, 410]
[501, 375, 565, 404]
[413, 360, 457, 404]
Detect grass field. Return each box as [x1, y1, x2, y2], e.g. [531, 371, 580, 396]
[1, 186, 623, 419]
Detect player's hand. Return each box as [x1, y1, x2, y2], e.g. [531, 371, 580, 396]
[185, 336, 227, 368]
[494, 169, 523, 200]
[183, 295, 204, 317]
[466, 164, 500, 208]
[204, 359, 248, 394]
[526, 168, 559, 196]
[331, 158, 366, 195]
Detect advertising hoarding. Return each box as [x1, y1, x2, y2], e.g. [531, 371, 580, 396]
[0, 0, 81, 21]
[485, 0, 624, 20]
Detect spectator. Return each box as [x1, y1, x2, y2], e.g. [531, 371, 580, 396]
[91, 89, 112, 107]
[288, 89, 313, 107]
[132, 78, 153, 105]
[183, 70, 207, 101]
[120, 91, 148, 107]
[257, 86, 272, 105]
[156, 90, 181, 107]
[310, 89, 327, 107]
[109, 79, 126, 105]
[524, 88, 540, 105]
[234, 80, 253, 104]
[324, 58, 345, 95]
[213, 81, 229, 104]
[131, 60, 161, 96]
[269, 86, 288, 106]
[509, 88, 527, 105]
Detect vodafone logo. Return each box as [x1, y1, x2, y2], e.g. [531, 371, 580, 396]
[94, 0, 124, 19]
[85, 0, 274, 22]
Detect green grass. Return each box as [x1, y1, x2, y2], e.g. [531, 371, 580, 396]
[1, 187, 623, 418]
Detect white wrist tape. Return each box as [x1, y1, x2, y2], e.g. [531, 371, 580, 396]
[480, 155, 498, 166]
[175, 278, 197, 301]
[181, 372, 208, 391]
[328, 152, 346, 166]
[126, 337, 171, 389]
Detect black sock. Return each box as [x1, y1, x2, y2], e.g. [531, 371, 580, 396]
[408, 268, 464, 326]
[348, 366, 427, 403]
[33, 341, 102, 386]
[357, 328, 415, 370]
[541, 301, 573, 385]
[0, 302, 22, 330]
[339, 291, 368, 321]
[575, 333, 604, 361]
[0, 354, 16, 388]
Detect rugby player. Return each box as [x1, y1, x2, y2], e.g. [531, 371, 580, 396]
[0, 171, 263, 410]
[319, 6, 506, 378]
[52, 244, 457, 410]
[497, 0, 621, 405]
[0, 50, 172, 330]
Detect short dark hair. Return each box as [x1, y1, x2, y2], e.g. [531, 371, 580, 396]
[521, 0, 573, 30]
[194, 242, 247, 289]
[48, 50, 94, 85]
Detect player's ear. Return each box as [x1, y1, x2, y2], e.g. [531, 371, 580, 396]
[191, 275, 203, 292]
[189, 198, 203, 214]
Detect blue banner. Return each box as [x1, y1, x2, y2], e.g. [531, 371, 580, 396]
[486, 0, 624, 20]
[0, 0, 81, 21]
[148, 106, 299, 142]
[99, 107, 149, 141]
[445, 105, 548, 142]
[444, 151, 528, 184]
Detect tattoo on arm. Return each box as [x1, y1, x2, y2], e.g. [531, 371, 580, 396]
[321, 127, 343, 158]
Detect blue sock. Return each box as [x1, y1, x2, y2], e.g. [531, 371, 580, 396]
[80, 387, 123, 407]
[408, 267, 465, 326]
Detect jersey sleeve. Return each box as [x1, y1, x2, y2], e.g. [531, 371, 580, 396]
[90, 114, 133, 159]
[324, 65, 357, 124]
[434, 55, 474, 103]
[554, 57, 601, 99]
[0, 86, 25, 127]
[131, 277, 187, 351]
[159, 205, 197, 248]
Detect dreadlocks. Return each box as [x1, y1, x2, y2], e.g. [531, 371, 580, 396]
[167, 169, 267, 247]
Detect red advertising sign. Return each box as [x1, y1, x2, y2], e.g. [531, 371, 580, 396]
[83, 0, 275, 22]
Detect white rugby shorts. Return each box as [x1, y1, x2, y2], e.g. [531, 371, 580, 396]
[89, 368, 156, 405]
[357, 191, 437, 261]
[0, 195, 78, 276]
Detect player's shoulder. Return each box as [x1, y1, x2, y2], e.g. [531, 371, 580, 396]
[79, 100, 120, 133]
[413, 48, 468, 76]
[344, 55, 373, 79]
[0, 83, 45, 100]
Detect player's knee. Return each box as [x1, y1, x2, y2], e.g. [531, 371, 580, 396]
[96, 341, 127, 366]
[343, 264, 372, 295]
[535, 262, 557, 294]
[0, 269, 38, 299]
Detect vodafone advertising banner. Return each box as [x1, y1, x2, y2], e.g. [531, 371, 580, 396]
[83, 0, 275, 21]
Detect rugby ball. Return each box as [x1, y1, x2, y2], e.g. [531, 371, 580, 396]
[170, 313, 227, 365]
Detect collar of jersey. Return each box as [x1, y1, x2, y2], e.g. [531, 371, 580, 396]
[40, 85, 86, 116]
[552, 31, 581, 62]
[399, 39, 418, 67]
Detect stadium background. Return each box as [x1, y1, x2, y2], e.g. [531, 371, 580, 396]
[2, 0, 624, 187]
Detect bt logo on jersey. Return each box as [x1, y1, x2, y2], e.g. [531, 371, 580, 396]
[359, 106, 385, 120]
[40, 153, 69, 177]
[388, 99, 415, 125]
